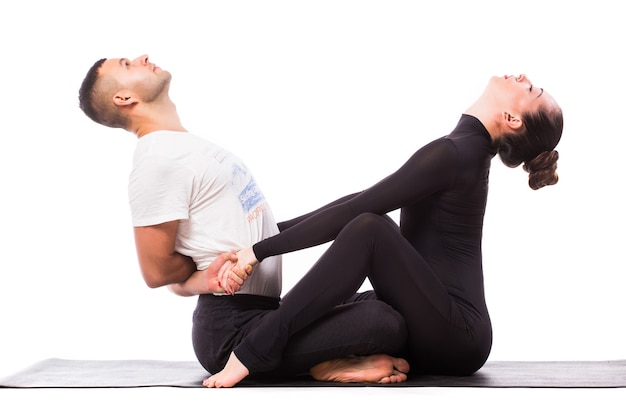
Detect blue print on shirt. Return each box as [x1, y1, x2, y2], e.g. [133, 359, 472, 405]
[232, 163, 264, 214]
[240, 178, 264, 212]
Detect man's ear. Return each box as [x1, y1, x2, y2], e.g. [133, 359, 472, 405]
[113, 89, 139, 107]
[502, 111, 523, 130]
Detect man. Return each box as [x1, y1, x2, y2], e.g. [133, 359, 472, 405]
[78, 54, 409, 387]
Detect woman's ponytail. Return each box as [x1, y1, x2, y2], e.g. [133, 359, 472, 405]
[523, 150, 559, 190]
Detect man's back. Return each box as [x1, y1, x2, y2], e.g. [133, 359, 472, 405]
[129, 130, 282, 297]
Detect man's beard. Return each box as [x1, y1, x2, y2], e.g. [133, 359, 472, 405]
[142, 72, 172, 103]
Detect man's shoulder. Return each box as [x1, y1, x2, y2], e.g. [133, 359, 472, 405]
[137, 131, 221, 157]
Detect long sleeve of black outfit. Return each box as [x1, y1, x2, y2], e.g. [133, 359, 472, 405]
[255, 137, 458, 261]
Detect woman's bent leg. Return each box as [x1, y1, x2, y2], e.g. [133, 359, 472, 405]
[233, 213, 411, 374]
[274, 299, 407, 376]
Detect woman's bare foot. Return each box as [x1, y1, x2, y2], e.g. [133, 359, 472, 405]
[203, 352, 250, 388]
[310, 354, 410, 384]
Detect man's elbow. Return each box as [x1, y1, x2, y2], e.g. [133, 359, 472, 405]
[144, 276, 162, 289]
[143, 276, 162, 289]
[140, 268, 168, 289]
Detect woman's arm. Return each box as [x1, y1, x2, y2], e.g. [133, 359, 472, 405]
[255, 138, 457, 260]
[277, 193, 359, 231]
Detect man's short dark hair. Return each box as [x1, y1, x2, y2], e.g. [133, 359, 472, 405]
[78, 58, 107, 125]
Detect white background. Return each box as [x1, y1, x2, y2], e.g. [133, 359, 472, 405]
[1, 0, 624, 380]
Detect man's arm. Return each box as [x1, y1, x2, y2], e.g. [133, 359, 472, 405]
[133, 220, 197, 288]
[168, 252, 251, 296]
[134, 220, 251, 293]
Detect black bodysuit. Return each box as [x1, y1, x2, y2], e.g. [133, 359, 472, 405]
[235, 114, 496, 376]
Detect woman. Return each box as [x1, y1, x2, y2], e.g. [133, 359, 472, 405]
[206, 74, 563, 387]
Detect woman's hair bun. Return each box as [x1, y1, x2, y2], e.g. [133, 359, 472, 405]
[523, 150, 559, 190]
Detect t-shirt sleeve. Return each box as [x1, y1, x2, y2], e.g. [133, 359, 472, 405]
[254, 138, 458, 260]
[129, 156, 193, 227]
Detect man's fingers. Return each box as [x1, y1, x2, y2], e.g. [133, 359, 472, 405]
[234, 266, 250, 279]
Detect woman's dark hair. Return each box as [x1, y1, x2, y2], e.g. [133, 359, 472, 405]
[496, 106, 563, 190]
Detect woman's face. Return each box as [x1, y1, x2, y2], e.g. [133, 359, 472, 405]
[488, 74, 556, 116]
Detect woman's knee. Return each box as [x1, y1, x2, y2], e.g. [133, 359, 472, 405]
[343, 213, 394, 238]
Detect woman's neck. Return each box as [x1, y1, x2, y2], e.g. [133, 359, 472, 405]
[464, 99, 500, 142]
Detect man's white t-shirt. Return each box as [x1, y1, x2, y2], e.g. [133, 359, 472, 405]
[128, 131, 281, 297]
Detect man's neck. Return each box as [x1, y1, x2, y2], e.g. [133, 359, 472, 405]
[131, 100, 187, 138]
[134, 121, 187, 138]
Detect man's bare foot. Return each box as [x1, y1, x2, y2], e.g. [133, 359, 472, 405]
[310, 354, 410, 384]
[203, 352, 250, 388]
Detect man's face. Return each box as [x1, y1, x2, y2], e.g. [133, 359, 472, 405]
[100, 54, 171, 103]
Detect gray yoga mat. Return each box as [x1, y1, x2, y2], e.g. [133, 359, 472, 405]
[1, 358, 625, 388]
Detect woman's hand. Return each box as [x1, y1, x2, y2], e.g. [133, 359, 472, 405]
[236, 247, 259, 270]
[217, 251, 253, 295]
[219, 247, 258, 295]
